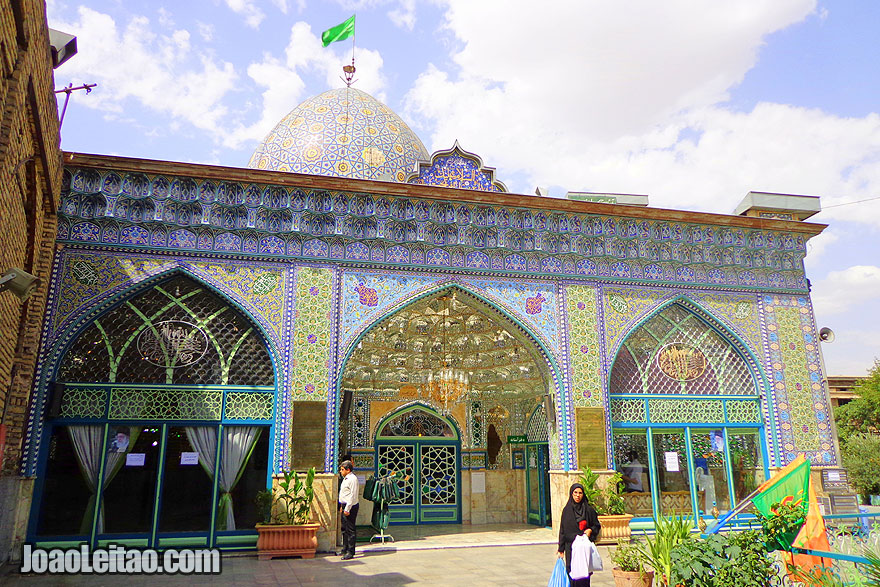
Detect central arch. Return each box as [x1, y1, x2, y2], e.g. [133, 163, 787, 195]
[335, 285, 558, 526]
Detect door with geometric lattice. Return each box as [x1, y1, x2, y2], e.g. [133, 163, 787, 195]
[375, 406, 461, 524]
[376, 440, 460, 524]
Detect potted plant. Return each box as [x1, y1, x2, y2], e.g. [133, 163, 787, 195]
[580, 469, 633, 543]
[634, 512, 693, 587]
[611, 539, 653, 587]
[255, 467, 320, 560]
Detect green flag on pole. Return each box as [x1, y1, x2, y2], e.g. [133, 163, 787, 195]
[751, 455, 810, 551]
[321, 15, 355, 47]
[751, 455, 810, 518]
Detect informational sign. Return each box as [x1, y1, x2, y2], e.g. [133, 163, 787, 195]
[507, 435, 527, 444]
[471, 472, 486, 493]
[575, 407, 607, 470]
[821, 468, 849, 491]
[126, 453, 146, 467]
[664, 451, 680, 472]
[291, 401, 326, 471]
[180, 451, 199, 465]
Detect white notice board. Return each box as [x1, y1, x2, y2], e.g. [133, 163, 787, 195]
[126, 453, 146, 467]
[664, 451, 680, 472]
[471, 472, 486, 493]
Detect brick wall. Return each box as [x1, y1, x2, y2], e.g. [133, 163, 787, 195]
[0, 0, 62, 564]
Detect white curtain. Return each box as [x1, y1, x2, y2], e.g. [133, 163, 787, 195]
[217, 426, 262, 531]
[184, 427, 218, 480]
[68, 425, 133, 534]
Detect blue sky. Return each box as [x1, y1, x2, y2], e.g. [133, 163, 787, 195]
[47, 0, 880, 376]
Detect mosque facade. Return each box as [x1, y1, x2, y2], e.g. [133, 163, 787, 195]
[23, 86, 835, 552]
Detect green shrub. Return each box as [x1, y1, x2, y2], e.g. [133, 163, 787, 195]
[841, 433, 880, 498]
[635, 513, 693, 586]
[610, 538, 645, 573]
[256, 467, 316, 525]
[604, 472, 627, 515]
[670, 530, 774, 587]
[578, 469, 628, 515]
[579, 469, 605, 511]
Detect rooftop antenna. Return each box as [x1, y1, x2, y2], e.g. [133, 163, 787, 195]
[54, 82, 97, 128]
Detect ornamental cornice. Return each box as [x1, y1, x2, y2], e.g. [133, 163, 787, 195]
[58, 157, 820, 293]
[62, 152, 826, 235]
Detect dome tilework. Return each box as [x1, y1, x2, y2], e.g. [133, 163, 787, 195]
[248, 87, 429, 182]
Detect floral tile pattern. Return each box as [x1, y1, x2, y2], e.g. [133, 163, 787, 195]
[292, 267, 333, 401]
[762, 295, 835, 465]
[564, 285, 603, 408]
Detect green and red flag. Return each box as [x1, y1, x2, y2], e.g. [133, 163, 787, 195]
[709, 454, 810, 534]
[751, 454, 810, 521]
[321, 15, 355, 47]
[746, 454, 833, 582]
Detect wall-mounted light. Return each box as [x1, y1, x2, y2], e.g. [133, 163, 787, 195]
[0, 268, 40, 301]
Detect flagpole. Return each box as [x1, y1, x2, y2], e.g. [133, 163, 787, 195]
[708, 454, 810, 534]
[341, 15, 356, 88]
[706, 484, 765, 534]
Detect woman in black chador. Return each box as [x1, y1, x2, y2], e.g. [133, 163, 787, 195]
[557, 482, 601, 586]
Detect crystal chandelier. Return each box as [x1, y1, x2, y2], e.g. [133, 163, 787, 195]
[419, 294, 470, 414]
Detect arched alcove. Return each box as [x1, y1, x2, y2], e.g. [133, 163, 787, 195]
[337, 286, 556, 526]
[608, 300, 768, 522]
[31, 274, 276, 550]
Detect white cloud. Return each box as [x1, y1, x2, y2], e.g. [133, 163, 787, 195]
[224, 0, 265, 29]
[50, 7, 237, 138]
[223, 22, 388, 149]
[330, 0, 418, 29]
[402, 0, 880, 229]
[408, 0, 816, 137]
[804, 230, 839, 271]
[49, 6, 390, 153]
[388, 0, 416, 30]
[157, 7, 174, 28]
[822, 335, 879, 376]
[811, 265, 880, 316]
[271, 0, 290, 14]
[196, 21, 215, 42]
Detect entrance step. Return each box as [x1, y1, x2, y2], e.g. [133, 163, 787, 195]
[357, 522, 556, 552]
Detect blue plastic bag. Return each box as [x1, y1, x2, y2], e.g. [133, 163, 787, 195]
[548, 557, 568, 587]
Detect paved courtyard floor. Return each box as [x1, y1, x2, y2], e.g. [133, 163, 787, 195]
[3, 524, 618, 586]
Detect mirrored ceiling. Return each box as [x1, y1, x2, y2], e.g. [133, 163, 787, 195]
[341, 289, 550, 400]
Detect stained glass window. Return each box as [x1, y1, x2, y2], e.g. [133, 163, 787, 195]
[57, 275, 273, 386]
[610, 303, 755, 396]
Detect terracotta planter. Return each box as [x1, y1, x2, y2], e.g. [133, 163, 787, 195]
[256, 523, 321, 560]
[612, 567, 654, 587]
[598, 514, 633, 544]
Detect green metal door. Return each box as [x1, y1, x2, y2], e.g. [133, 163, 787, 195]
[376, 440, 460, 524]
[374, 405, 461, 525]
[525, 443, 549, 526]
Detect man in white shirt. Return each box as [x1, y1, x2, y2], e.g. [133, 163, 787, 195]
[338, 460, 359, 560]
[621, 450, 645, 493]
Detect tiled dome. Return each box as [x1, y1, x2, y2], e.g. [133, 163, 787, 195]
[248, 87, 429, 182]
